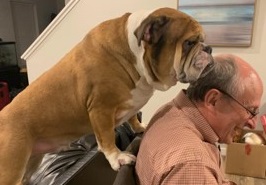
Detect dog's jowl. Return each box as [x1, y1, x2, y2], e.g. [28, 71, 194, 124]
[0, 7, 213, 184]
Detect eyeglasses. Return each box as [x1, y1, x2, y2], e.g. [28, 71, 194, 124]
[216, 88, 259, 119]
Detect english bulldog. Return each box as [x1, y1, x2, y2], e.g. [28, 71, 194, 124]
[0, 7, 213, 184]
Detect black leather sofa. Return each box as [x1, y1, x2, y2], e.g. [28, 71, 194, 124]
[28, 116, 142, 185]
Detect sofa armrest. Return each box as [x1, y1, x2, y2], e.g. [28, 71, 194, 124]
[112, 136, 142, 185]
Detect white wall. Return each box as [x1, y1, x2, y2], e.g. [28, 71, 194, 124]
[23, 0, 266, 129]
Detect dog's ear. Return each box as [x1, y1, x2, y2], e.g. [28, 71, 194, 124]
[134, 15, 170, 46]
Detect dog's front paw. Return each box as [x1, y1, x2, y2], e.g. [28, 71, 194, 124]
[108, 151, 136, 171]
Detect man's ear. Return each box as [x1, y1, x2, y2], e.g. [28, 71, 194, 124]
[204, 89, 221, 107]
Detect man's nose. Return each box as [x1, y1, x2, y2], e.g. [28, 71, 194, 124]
[246, 117, 257, 129]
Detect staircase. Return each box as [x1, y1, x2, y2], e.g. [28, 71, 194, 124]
[21, 0, 176, 83]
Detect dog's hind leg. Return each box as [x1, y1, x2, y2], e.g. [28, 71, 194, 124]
[0, 119, 33, 185]
[128, 114, 147, 133]
[89, 109, 136, 171]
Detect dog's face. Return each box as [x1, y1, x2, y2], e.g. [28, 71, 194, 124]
[133, 8, 213, 91]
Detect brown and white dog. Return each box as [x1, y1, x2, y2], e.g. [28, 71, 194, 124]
[0, 7, 213, 184]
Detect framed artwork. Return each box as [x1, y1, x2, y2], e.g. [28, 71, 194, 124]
[179, 0, 256, 47]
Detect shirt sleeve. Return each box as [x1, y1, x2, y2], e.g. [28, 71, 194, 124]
[160, 161, 232, 185]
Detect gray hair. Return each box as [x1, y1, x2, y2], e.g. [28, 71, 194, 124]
[187, 55, 244, 101]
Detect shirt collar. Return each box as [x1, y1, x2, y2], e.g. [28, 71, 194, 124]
[173, 90, 219, 144]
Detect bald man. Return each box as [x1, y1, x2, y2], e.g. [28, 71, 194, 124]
[135, 54, 263, 185]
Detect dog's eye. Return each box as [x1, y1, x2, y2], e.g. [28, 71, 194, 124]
[183, 40, 196, 50]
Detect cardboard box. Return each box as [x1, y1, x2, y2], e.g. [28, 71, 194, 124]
[225, 130, 266, 178]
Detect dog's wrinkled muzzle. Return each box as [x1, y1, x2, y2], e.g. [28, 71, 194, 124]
[198, 43, 214, 78]
[199, 56, 214, 78]
[178, 43, 214, 83]
[192, 43, 214, 78]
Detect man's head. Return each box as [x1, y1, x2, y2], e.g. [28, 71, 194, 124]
[187, 54, 263, 144]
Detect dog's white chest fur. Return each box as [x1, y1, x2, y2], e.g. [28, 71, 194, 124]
[116, 77, 154, 124]
[127, 10, 153, 82]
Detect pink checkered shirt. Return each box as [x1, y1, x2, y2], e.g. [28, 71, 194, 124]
[135, 90, 231, 185]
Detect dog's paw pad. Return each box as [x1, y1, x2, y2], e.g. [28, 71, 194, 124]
[109, 152, 136, 171]
[118, 152, 136, 165]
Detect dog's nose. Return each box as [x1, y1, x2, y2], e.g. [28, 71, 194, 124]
[204, 45, 212, 54]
